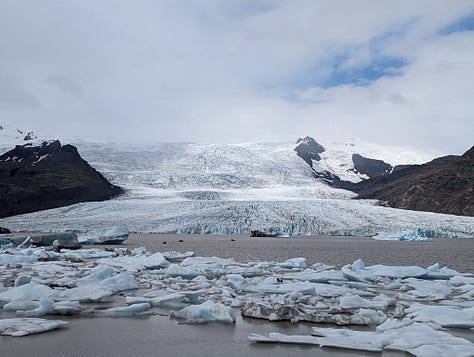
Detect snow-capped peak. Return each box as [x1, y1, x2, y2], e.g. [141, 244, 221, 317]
[294, 135, 440, 183]
[0, 123, 54, 155]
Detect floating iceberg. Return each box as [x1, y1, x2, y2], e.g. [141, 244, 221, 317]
[249, 320, 474, 355]
[1, 243, 473, 345]
[162, 251, 195, 262]
[339, 294, 395, 310]
[406, 303, 474, 328]
[0, 318, 67, 336]
[94, 303, 151, 317]
[0, 283, 54, 302]
[170, 300, 236, 324]
[373, 228, 473, 241]
[0, 253, 37, 264]
[77, 226, 129, 245]
[98, 251, 169, 271]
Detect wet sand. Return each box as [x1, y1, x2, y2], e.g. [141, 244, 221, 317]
[1, 234, 473, 357]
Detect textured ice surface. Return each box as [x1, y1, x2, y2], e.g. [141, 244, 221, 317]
[249, 321, 474, 355]
[0, 253, 37, 264]
[0, 318, 67, 336]
[373, 228, 473, 241]
[406, 303, 474, 328]
[170, 300, 236, 324]
[77, 226, 129, 244]
[95, 303, 151, 317]
[1, 141, 472, 236]
[1, 243, 473, 347]
[0, 283, 54, 302]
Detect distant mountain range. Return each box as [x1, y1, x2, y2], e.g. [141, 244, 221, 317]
[0, 122, 472, 223]
[0, 140, 122, 218]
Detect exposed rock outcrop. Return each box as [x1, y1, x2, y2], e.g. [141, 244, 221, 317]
[351, 154, 392, 178]
[0, 140, 123, 218]
[294, 136, 325, 165]
[352, 146, 474, 216]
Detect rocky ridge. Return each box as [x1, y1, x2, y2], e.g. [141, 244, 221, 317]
[0, 140, 123, 218]
[351, 146, 474, 217]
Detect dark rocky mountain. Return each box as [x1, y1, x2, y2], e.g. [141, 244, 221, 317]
[351, 146, 474, 216]
[294, 136, 325, 164]
[351, 154, 392, 178]
[0, 140, 123, 218]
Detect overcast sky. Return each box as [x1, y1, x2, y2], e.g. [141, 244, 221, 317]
[1, 1, 473, 153]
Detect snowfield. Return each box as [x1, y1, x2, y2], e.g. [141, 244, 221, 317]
[0, 140, 473, 236]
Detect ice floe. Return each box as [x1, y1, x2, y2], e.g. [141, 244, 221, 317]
[0, 318, 67, 336]
[77, 226, 129, 245]
[94, 302, 151, 317]
[170, 300, 236, 324]
[249, 320, 474, 356]
[0, 241, 473, 355]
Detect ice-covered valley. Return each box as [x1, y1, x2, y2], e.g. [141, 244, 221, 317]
[0, 140, 473, 236]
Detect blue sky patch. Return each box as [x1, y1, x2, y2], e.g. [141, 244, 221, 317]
[322, 56, 407, 88]
[439, 12, 474, 35]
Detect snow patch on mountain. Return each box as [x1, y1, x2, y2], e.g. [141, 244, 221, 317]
[314, 138, 440, 183]
[0, 123, 47, 155]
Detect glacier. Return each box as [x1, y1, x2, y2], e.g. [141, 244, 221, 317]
[0, 141, 472, 236]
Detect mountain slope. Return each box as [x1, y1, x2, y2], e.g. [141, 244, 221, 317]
[0, 140, 123, 217]
[352, 146, 474, 216]
[294, 136, 435, 183]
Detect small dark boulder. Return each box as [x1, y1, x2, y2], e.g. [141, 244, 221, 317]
[0, 227, 11, 234]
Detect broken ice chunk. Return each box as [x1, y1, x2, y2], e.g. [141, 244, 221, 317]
[170, 300, 235, 324]
[0, 318, 67, 336]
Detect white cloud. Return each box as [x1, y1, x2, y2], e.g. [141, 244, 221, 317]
[0, 0, 473, 153]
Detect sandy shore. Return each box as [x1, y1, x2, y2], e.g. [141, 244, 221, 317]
[113, 234, 474, 273]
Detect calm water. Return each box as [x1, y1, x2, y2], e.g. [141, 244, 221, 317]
[1, 234, 473, 357]
[124, 234, 474, 273]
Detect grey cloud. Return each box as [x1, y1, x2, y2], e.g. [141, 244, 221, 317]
[0, 74, 42, 110]
[44, 75, 84, 97]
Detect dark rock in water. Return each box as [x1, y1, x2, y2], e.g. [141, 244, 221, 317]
[0, 227, 11, 234]
[0, 140, 123, 218]
[250, 230, 276, 237]
[11, 232, 78, 247]
[352, 154, 392, 178]
[250, 230, 290, 238]
[352, 146, 474, 217]
[294, 136, 325, 165]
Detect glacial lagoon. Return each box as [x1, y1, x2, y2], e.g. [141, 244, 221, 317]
[1, 234, 474, 357]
